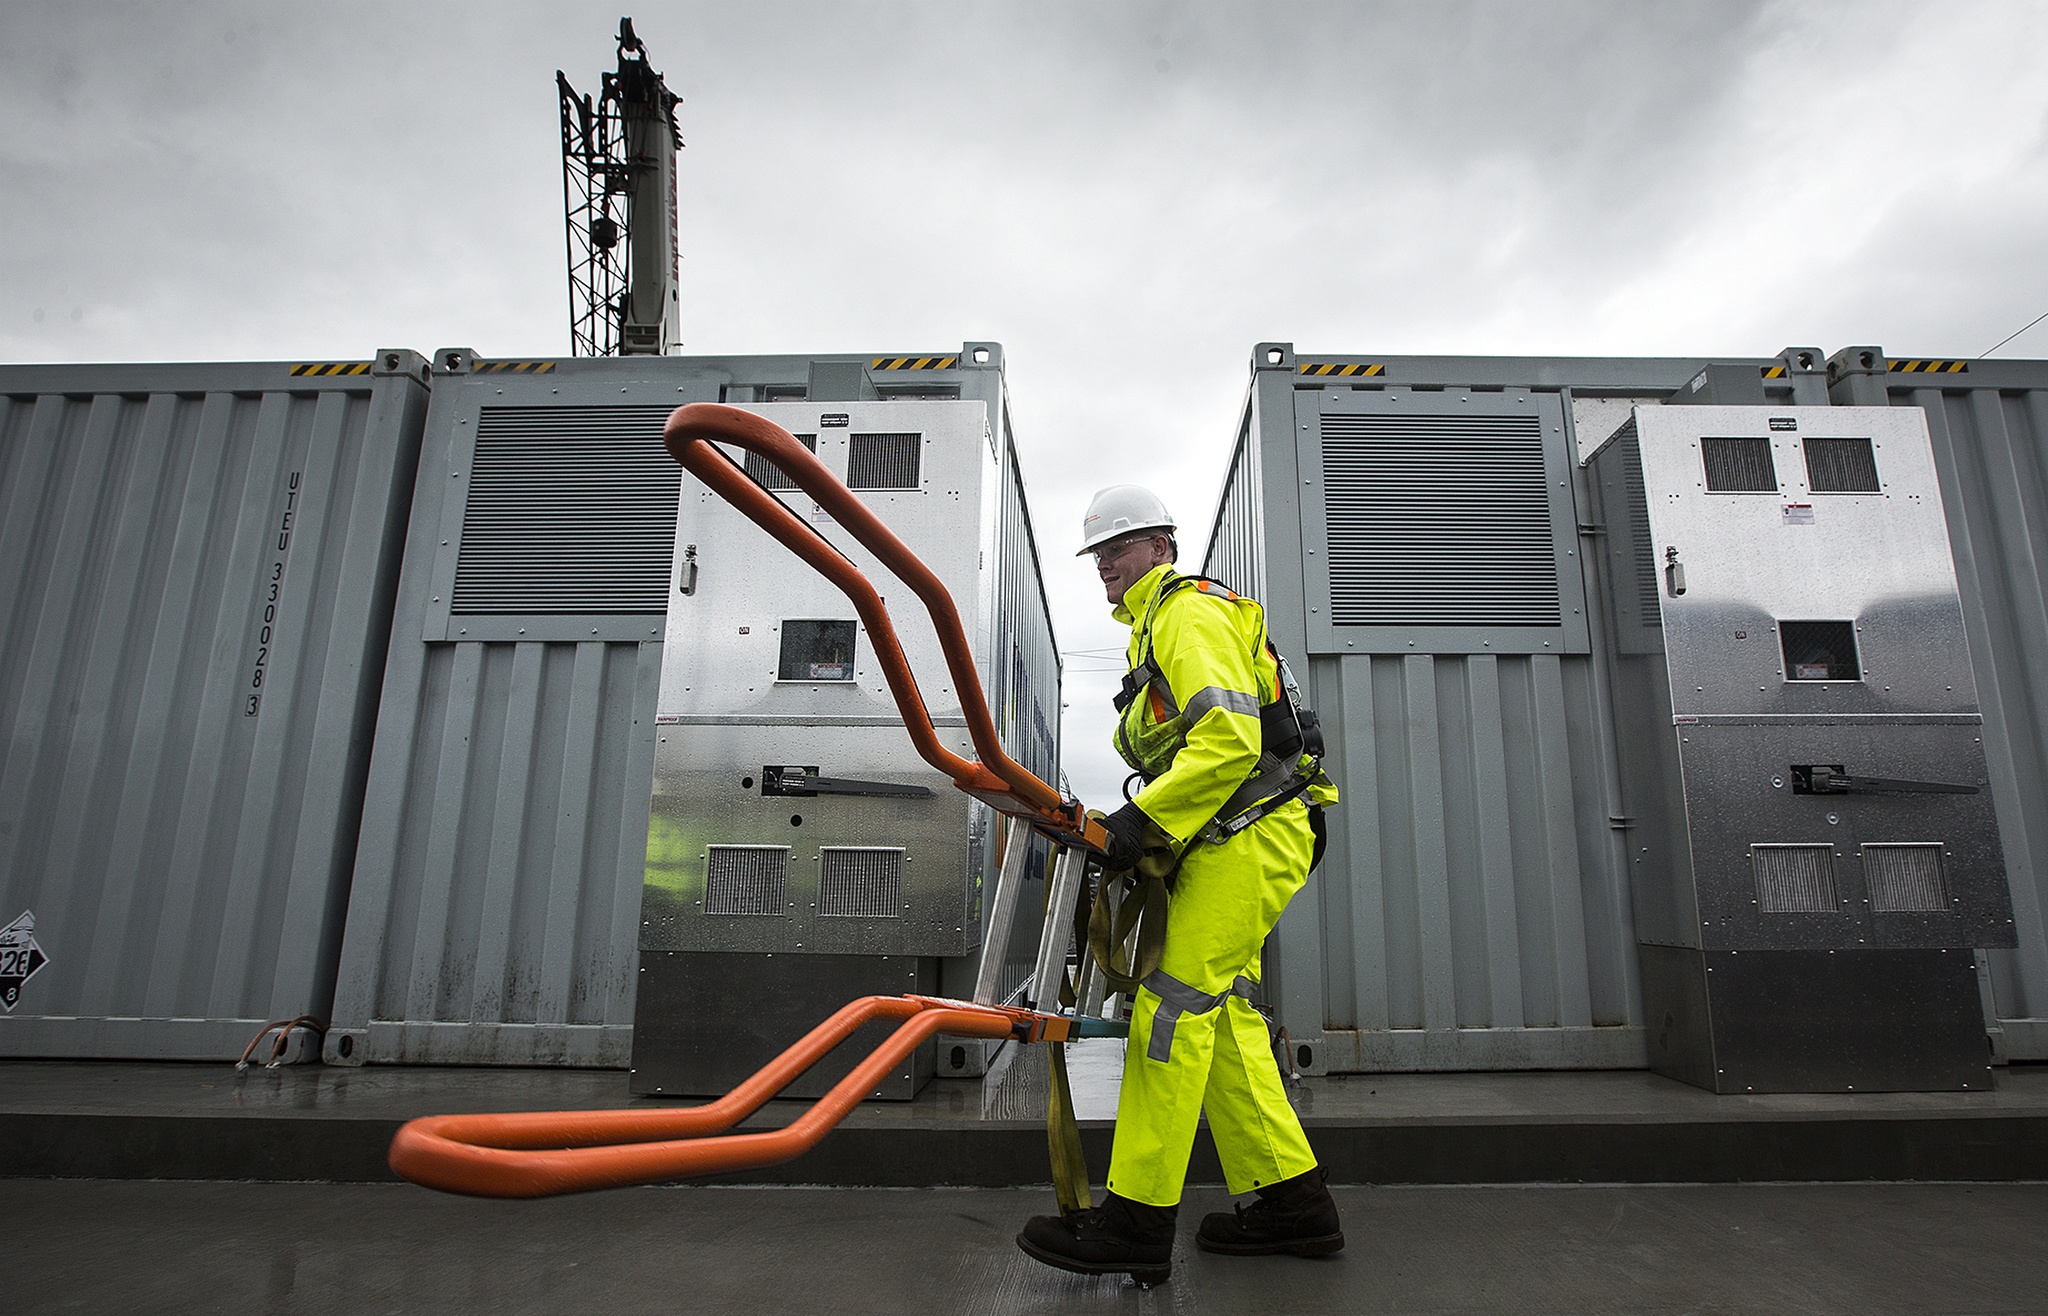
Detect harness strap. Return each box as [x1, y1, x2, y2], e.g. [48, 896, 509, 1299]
[1196, 752, 1295, 843]
[1139, 968, 1255, 1063]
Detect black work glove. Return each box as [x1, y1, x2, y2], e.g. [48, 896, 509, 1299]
[1099, 801, 1152, 872]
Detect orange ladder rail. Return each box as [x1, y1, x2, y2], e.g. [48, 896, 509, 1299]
[387, 403, 1105, 1197]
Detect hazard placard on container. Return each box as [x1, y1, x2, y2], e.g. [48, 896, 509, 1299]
[0, 911, 48, 1013]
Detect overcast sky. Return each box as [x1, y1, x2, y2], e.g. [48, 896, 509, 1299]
[4, 1, 2046, 808]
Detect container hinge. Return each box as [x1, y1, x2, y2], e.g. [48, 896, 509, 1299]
[1607, 815, 1635, 830]
[677, 544, 699, 596]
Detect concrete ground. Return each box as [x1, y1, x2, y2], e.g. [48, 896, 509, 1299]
[10, 1055, 2048, 1187]
[7, 1179, 2046, 1315]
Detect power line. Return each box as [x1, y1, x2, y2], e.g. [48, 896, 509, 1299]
[1980, 308, 2048, 358]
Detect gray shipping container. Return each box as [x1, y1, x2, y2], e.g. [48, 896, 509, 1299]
[325, 344, 1056, 1067]
[1829, 348, 2048, 1060]
[1207, 343, 2047, 1072]
[0, 352, 432, 1059]
[1208, 344, 1813, 1075]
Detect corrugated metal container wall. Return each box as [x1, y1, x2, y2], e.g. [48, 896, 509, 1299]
[1831, 349, 2048, 1059]
[978, 398, 1065, 1003]
[1206, 345, 1830, 1074]
[0, 353, 431, 1058]
[325, 346, 1030, 1066]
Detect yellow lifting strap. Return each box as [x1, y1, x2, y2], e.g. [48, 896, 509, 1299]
[1042, 815, 1178, 1216]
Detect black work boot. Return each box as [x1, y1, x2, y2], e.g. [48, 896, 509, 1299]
[1017, 1192, 1177, 1285]
[1196, 1165, 1344, 1256]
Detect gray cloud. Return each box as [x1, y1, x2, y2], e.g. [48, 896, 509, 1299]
[4, 0, 2045, 806]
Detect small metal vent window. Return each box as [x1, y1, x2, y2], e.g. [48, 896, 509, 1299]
[1320, 412, 1560, 626]
[705, 846, 788, 916]
[779, 619, 857, 681]
[819, 848, 903, 918]
[1804, 437, 1881, 494]
[847, 433, 921, 489]
[1863, 843, 1948, 913]
[1752, 844, 1838, 913]
[1700, 437, 1778, 492]
[1780, 620, 1860, 681]
[453, 406, 682, 613]
[742, 433, 816, 491]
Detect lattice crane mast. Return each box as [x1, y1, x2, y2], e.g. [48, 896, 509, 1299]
[557, 17, 682, 357]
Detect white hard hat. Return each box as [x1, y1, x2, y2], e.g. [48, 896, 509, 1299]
[1077, 484, 1177, 555]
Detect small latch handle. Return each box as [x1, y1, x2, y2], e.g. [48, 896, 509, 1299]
[1663, 546, 1687, 598]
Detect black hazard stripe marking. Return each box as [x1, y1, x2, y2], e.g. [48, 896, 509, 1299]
[870, 356, 958, 370]
[290, 362, 371, 377]
[1297, 362, 1384, 377]
[1764, 365, 1787, 378]
[1889, 360, 1969, 374]
[473, 361, 557, 374]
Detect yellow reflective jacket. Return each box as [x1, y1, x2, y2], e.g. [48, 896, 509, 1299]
[1112, 565, 1337, 844]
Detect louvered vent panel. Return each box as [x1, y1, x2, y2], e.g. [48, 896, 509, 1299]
[1804, 437, 1881, 493]
[1320, 412, 1560, 626]
[1700, 437, 1778, 492]
[705, 846, 788, 916]
[1615, 421, 1662, 628]
[819, 848, 903, 918]
[847, 433, 921, 489]
[1863, 843, 1948, 913]
[743, 433, 817, 491]
[1752, 844, 1837, 913]
[453, 406, 682, 614]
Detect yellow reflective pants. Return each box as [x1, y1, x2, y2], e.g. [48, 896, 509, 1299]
[1104, 798, 1320, 1207]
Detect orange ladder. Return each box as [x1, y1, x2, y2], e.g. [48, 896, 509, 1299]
[388, 403, 1115, 1197]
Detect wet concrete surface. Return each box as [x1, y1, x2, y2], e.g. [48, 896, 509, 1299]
[6, 1179, 2046, 1315]
[11, 1044, 2048, 1126]
[7, 1051, 2048, 1185]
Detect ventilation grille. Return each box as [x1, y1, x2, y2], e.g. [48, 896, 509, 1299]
[1616, 423, 1662, 627]
[847, 433, 921, 489]
[819, 848, 903, 918]
[1804, 437, 1881, 493]
[1864, 843, 1948, 913]
[1752, 844, 1837, 913]
[705, 846, 788, 916]
[1701, 437, 1778, 492]
[453, 406, 682, 614]
[1320, 412, 1560, 626]
[743, 433, 816, 491]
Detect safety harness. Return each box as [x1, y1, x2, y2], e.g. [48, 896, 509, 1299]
[1111, 573, 1331, 861]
